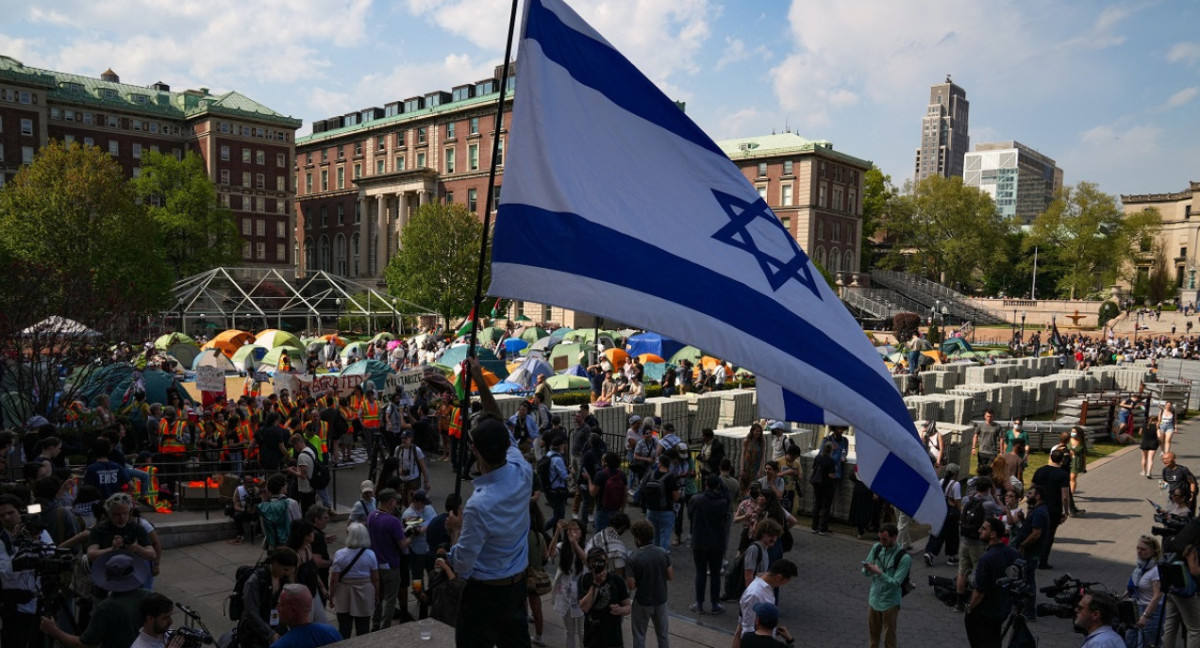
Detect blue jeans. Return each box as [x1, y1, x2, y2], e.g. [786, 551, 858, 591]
[1023, 554, 1040, 618]
[1125, 603, 1162, 648]
[646, 509, 675, 550]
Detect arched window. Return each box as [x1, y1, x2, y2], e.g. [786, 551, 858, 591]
[304, 239, 315, 272]
[814, 246, 826, 269]
[843, 250, 856, 273]
[334, 233, 347, 276]
[318, 235, 331, 273]
[829, 248, 841, 274]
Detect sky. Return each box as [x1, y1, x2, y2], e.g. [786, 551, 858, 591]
[1, 0, 1198, 199]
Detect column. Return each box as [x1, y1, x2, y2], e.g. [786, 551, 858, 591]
[418, 190, 430, 206]
[396, 192, 409, 250]
[357, 195, 369, 278]
[376, 194, 387, 277]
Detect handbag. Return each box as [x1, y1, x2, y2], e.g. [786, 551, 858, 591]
[781, 528, 794, 552]
[526, 568, 552, 596]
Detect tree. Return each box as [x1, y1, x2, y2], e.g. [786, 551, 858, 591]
[131, 150, 242, 279]
[0, 141, 172, 423]
[860, 166, 896, 270]
[881, 175, 1010, 290]
[384, 202, 487, 328]
[1026, 184, 1161, 299]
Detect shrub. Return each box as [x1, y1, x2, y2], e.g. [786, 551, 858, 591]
[892, 312, 921, 343]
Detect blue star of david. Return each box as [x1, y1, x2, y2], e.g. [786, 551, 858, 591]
[710, 189, 823, 299]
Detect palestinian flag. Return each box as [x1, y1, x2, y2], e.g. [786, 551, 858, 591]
[489, 298, 504, 319]
[455, 306, 476, 338]
[448, 361, 468, 439]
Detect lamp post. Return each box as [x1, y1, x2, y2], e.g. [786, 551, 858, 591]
[392, 298, 399, 334]
[1012, 308, 1018, 343]
[1020, 311, 1027, 345]
[336, 298, 343, 334]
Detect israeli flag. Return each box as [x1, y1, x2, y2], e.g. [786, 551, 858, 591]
[490, 0, 944, 527]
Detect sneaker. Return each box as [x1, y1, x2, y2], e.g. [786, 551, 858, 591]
[711, 603, 725, 615]
[818, 530, 831, 536]
[532, 635, 546, 647]
[810, 529, 820, 534]
[688, 602, 704, 615]
[923, 553, 934, 567]
[947, 557, 960, 566]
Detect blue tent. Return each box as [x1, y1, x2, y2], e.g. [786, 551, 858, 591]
[490, 381, 526, 394]
[506, 356, 554, 389]
[625, 332, 685, 362]
[503, 338, 529, 354]
[564, 363, 588, 378]
[341, 359, 392, 391]
[73, 364, 192, 407]
[642, 361, 667, 383]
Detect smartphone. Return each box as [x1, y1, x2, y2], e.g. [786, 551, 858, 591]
[1148, 498, 1161, 509]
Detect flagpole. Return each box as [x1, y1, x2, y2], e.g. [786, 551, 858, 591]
[455, 0, 521, 497]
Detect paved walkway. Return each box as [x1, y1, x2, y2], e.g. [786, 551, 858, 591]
[150, 416, 1187, 648]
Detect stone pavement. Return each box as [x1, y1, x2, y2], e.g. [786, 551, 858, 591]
[149, 417, 1189, 648]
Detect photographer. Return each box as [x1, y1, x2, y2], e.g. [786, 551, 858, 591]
[965, 518, 1019, 648]
[86, 493, 156, 565]
[228, 474, 260, 545]
[130, 593, 180, 648]
[578, 547, 632, 648]
[0, 494, 53, 648]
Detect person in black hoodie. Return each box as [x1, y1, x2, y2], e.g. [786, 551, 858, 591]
[687, 475, 730, 615]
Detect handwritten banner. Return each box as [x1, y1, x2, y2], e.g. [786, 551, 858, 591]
[273, 373, 368, 397]
[196, 366, 227, 393]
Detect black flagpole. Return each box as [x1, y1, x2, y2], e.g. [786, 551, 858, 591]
[455, 0, 521, 498]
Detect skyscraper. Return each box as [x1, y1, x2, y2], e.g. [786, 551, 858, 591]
[964, 141, 1063, 224]
[914, 76, 969, 182]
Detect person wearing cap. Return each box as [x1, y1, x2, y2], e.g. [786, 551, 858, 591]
[734, 559, 797, 648]
[739, 602, 792, 648]
[445, 358, 534, 648]
[395, 429, 430, 506]
[578, 546, 632, 648]
[40, 550, 152, 648]
[367, 489, 412, 630]
[767, 422, 789, 463]
[401, 489, 436, 615]
[349, 481, 376, 525]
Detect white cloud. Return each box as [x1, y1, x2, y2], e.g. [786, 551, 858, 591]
[1168, 41, 1200, 67]
[1163, 86, 1199, 111]
[1055, 4, 1133, 53]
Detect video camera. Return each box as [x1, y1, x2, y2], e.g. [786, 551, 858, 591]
[1152, 509, 1191, 542]
[171, 602, 215, 648]
[12, 504, 74, 576]
[1036, 573, 1099, 619]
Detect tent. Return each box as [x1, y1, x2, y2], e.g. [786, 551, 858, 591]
[490, 381, 526, 394]
[546, 374, 590, 390]
[518, 326, 549, 343]
[230, 344, 268, 370]
[254, 329, 304, 351]
[340, 341, 368, 360]
[668, 346, 704, 365]
[625, 332, 685, 363]
[341, 359, 393, 391]
[436, 344, 509, 379]
[165, 342, 201, 368]
[564, 364, 589, 378]
[202, 330, 255, 357]
[260, 346, 300, 370]
[72, 364, 190, 408]
[548, 327, 573, 341]
[549, 342, 587, 368]
[369, 332, 395, 344]
[192, 348, 237, 373]
[603, 348, 630, 369]
[942, 338, 975, 356]
[503, 338, 529, 354]
[21, 316, 101, 339]
[155, 332, 197, 350]
[477, 326, 508, 344]
[506, 356, 554, 389]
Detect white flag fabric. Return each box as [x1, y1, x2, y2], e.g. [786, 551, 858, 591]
[490, 0, 944, 527]
[757, 379, 849, 427]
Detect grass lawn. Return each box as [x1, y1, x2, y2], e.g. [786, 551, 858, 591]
[1020, 440, 1126, 489]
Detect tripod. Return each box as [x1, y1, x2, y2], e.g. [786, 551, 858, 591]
[999, 603, 1037, 648]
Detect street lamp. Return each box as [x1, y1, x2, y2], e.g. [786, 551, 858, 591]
[392, 298, 399, 334]
[1020, 311, 1027, 345]
[336, 298, 343, 334]
[1012, 309, 1018, 343]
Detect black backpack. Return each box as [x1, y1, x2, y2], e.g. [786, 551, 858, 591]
[721, 543, 762, 601]
[536, 455, 553, 491]
[227, 564, 268, 621]
[302, 447, 330, 490]
[635, 470, 667, 510]
[959, 496, 987, 538]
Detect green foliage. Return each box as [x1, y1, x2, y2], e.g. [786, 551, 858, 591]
[131, 150, 242, 279]
[979, 227, 1034, 297]
[860, 166, 895, 269]
[1147, 244, 1178, 305]
[384, 202, 486, 327]
[882, 176, 1011, 290]
[892, 312, 921, 343]
[1026, 184, 1161, 299]
[1097, 301, 1120, 326]
[0, 141, 171, 320]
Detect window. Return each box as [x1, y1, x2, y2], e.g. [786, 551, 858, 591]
[277, 176, 286, 191]
[833, 186, 844, 211]
[51, 108, 61, 120]
[355, 141, 362, 155]
[469, 117, 479, 134]
[242, 171, 251, 187]
[337, 204, 345, 225]
[108, 115, 119, 128]
[19, 91, 31, 104]
[395, 131, 405, 147]
[277, 153, 285, 167]
[445, 191, 454, 204]
[467, 188, 478, 213]
[446, 122, 456, 139]
[241, 148, 250, 163]
[305, 173, 312, 193]
[468, 144, 479, 170]
[445, 148, 455, 174]
[417, 127, 427, 144]
[22, 146, 34, 164]
[320, 206, 328, 227]
[20, 119, 32, 135]
[243, 242, 252, 259]
[277, 244, 286, 261]
[354, 202, 361, 224]
[783, 160, 793, 175]
[321, 170, 328, 191]
[256, 173, 265, 189]
[64, 134, 74, 143]
[277, 200, 286, 215]
[219, 146, 229, 161]
[416, 152, 426, 168]
[256, 243, 265, 260]
[109, 141, 119, 155]
[336, 167, 344, 189]
[818, 184, 827, 208]
[781, 216, 791, 232]
[817, 220, 824, 240]
[132, 143, 142, 159]
[395, 156, 405, 171]
[781, 184, 793, 206]
[847, 188, 856, 214]
[256, 150, 265, 165]
[377, 136, 386, 151]
[149, 122, 159, 133]
[756, 185, 767, 199]
[757, 162, 767, 177]
[338, 146, 345, 160]
[353, 163, 361, 179]
[832, 222, 841, 242]
[82, 113, 93, 125]
[321, 149, 328, 162]
[307, 152, 313, 164]
[242, 219, 252, 236]
[220, 170, 230, 185]
[376, 160, 385, 175]
[241, 126, 251, 137]
[254, 219, 264, 236]
[496, 138, 504, 166]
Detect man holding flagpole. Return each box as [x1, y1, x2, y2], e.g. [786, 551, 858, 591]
[487, 0, 944, 532]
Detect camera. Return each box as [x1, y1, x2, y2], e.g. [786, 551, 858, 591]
[1035, 573, 1097, 619]
[403, 517, 424, 538]
[166, 626, 213, 648]
[1152, 510, 1189, 541]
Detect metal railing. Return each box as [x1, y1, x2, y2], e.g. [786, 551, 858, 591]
[871, 270, 1007, 325]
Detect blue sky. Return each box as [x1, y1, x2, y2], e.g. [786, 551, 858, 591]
[1, 0, 1198, 198]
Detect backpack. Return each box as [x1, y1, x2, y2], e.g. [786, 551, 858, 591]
[635, 470, 667, 510]
[721, 543, 762, 602]
[227, 564, 268, 621]
[600, 470, 626, 511]
[536, 455, 553, 491]
[257, 497, 290, 548]
[959, 496, 987, 539]
[302, 447, 330, 490]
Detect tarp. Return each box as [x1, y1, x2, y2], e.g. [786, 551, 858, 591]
[73, 364, 189, 407]
[564, 363, 588, 378]
[22, 316, 100, 339]
[625, 332, 685, 362]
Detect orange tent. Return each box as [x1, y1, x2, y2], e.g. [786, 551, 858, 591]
[202, 330, 255, 358]
[603, 348, 630, 369]
[637, 353, 665, 364]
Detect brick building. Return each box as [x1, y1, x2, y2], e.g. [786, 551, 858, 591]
[0, 56, 301, 269]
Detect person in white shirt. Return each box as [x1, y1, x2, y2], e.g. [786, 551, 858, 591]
[734, 559, 797, 648]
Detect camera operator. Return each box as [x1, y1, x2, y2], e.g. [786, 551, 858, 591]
[40, 552, 150, 648]
[1011, 485, 1050, 621]
[1073, 591, 1125, 647]
[130, 593, 183, 648]
[86, 493, 156, 565]
[1162, 544, 1200, 648]
[965, 518, 1019, 648]
[228, 474, 260, 545]
[0, 494, 53, 648]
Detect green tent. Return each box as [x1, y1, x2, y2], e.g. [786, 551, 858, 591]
[549, 342, 587, 368]
[166, 342, 201, 368]
[668, 346, 704, 365]
[231, 344, 268, 370]
[545, 374, 590, 390]
[518, 326, 549, 343]
[155, 332, 197, 350]
[254, 329, 304, 351]
[478, 326, 508, 344]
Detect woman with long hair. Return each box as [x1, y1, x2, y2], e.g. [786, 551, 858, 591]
[1141, 415, 1161, 478]
[1126, 536, 1163, 648]
[548, 519, 587, 648]
[287, 520, 329, 622]
[739, 423, 765, 494]
[329, 522, 378, 638]
[1159, 400, 1177, 456]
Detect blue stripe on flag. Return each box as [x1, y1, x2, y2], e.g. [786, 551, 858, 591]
[780, 389, 832, 424]
[525, 0, 725, 159]
[873, 452, 928, 514]
[493, 202, 915, 438]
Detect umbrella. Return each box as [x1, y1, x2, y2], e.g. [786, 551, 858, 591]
[192, 347, 237, 373]
[637, 353, 665, 364]
[668, 345, 703, 365]
[165, 342, 201, 368]
[155, 332, 196, 350]
[518, 326, 549, 343]
[503, 338, 529, 354]
[254, 329, 304, 351]
[341, 359, 393, 391]
[513, 314, 533, 323]
[386, 340, 403, 350]
[477, 326, 508, 344]
[340, 341, 367, 359]
[202, 330, 255, 357]
[21, 316, 100, 339]
[546, 374, 590, 390]
[603, 348, 630, 369]
[230, 344, 267, 369]
[319, 334, 348, 347]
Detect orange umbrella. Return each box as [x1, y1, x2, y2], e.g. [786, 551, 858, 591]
[319, 334, 347, 347]
[201, 330, 255, 358]
[637, 353, 665, 364]
[603, 348, 630, 369]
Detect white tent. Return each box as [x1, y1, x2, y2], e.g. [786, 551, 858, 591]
[21, 316, 101, 339]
